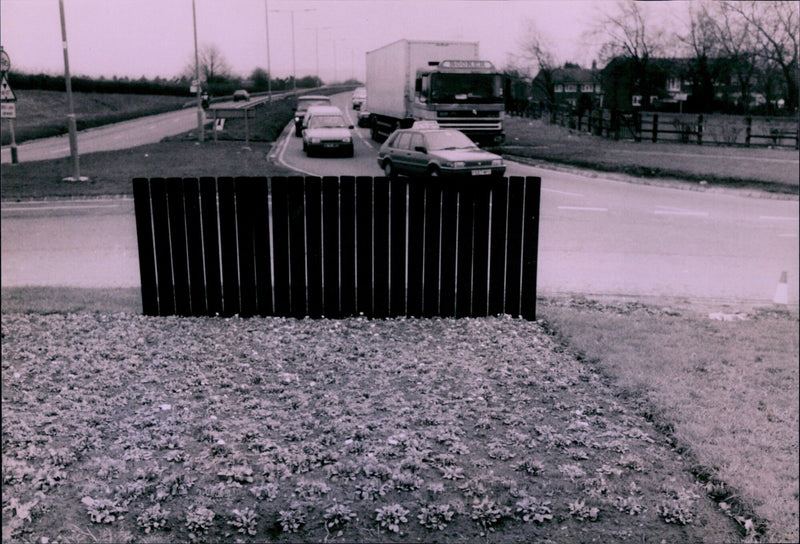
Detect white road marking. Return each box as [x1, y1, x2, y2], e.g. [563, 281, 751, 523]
[343, 107, 373, 149]
[276, 123, 317, 176]
[558, 206, 608, 211]
[778, 233, 798, 238]
[542, 188, 584, 197]
[1, 204, 119, 212]
[760, 215, 799, 221]
[654, 205, 708, 217]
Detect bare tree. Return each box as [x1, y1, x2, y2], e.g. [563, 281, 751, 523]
[676, 0, 721, 110]
[724, 1, 798, 112]
[517, 21, 559, 110]
[591, 0, 666, 63]
[183, 44, 233, 83]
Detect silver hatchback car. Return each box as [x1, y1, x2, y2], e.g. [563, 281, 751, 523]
[377, 122, 505, 178]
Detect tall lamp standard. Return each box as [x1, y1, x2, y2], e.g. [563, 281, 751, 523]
[270, 8, 314, 93]
[303, 26, 330, 86]
[264, 0, 271, 101]
[58, 0, 85, 181]
[192, 0, 203, 142]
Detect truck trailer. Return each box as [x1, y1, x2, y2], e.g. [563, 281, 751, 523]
[365, 39, 505, 145]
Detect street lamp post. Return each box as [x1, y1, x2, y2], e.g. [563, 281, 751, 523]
[58, 0, 85, 181]
[192, 0, 204, 142]
[270, 8, 314, 94]
[264, 0, 271, 101]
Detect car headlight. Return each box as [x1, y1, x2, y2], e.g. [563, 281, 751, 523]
[491, 159, 503, 166]
[311, 138, 320, 144]
[342, 137, 351, 143]
[295, 117, 300, 122]
[444, 161, 465, 168]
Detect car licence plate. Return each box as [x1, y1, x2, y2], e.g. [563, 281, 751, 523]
[472, 169, 491, 176]
[324, 143, 338, 148]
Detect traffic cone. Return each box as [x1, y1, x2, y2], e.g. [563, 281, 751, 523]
[773, 271, 788, 305]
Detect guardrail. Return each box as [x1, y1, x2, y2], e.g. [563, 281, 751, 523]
[133, 175, 541, 320]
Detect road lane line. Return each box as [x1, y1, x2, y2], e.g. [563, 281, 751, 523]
[760, 215, 799, 221]
[1, 204, 120, 212]
[542, 188, 584, 197]
[654, 210, 709, 216]
[557, 206, 608, 211]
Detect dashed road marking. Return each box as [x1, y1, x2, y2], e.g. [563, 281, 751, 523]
[557, 206, 608, 212]
[654, 205, 708, 217]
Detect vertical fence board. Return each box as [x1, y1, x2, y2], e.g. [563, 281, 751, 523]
[235, 177, 258, 318]
[199, 177, 223, 316]
[471, 184, 491, 317]
[504, 177, 525, 318]
[132, 178, 159, 316]
[520, 177, 541, 320]
[183, 178, 207, 316]
[271, 177, 291, 315]
[322, 177, 341, 317]
[422, 180, 442, 317]
[305, 177, 324, 318]
[439, 183, 458, 317]
[373, 178, 390, 318]
[218, 177, 240, 316]
[488, 178, 509, 315]
[287, 177, 307, 318]
[150, 178, 175, 316]
[389, 179, 407, 316]
[251, 177, 273, 316]
[407, 180, 426, 317]
[166, 177, 191, 316]
[339, 177, 357, 316]
[356, 177, 374, 316]
[456, 180, 475, 318]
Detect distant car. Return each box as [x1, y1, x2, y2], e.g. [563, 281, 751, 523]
[302, 105, 354, 157]
[233, 89, 250, 102]
[357, 102, 370, 127]
[351, 87, 366, 110]
[294, 95, 332, 136]
[377, 122, 505, 178]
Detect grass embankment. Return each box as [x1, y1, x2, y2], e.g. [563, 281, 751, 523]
[494, 117, 799, 197]
[1, 90, 189, 146]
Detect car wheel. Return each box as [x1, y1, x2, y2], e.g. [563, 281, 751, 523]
[383, 160, 397, 178]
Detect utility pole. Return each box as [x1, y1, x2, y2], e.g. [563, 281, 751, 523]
[270, 8, 314, 94]
[192, 0, 204, 142]
[264, 0, 271, 101]
[58, 0, 85, 181]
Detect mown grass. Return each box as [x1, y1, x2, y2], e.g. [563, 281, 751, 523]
[538, 297, 799, 543]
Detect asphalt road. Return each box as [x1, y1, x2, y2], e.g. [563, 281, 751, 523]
[2, 92, 798, 308]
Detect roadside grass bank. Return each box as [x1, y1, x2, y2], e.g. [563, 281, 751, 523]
[3, 287, 797, 542]
[493, 117, 799, 197]
[3, 305, 744, 543]
[1, 90, 188, 146]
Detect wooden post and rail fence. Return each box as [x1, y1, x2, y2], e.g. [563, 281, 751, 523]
[132, 175, 541, 320]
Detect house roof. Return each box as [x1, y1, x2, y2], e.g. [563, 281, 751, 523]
[551, 66, 599, 84]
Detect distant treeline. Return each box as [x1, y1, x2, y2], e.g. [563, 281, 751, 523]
[7, 72, 363, 97]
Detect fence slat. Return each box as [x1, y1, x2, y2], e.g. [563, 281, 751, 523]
[422, 180, 442, 317]
[439, 183, 458, 317]
[456, 179, 475, 318]
[389, 178, 407, 316]
[150, 178, 175, 316]
[235, 177, 258, 318]
[166, 177, 191, 316]
[520, 177, 541, 320]
[132, 178, 159, 316]
[306, 177, 324, 318]
[251, 177, 272, 316]
[271, 177, 291, 315]
[288, 176, 306, 318]
[183, 178, 207, 316]
[504, 177, 525, 318]
[407, 179, 426, 317]
[322, 177, 341, 317]
[356, 176, 374, 316]
[339, 177, 357, 316]
[218, 177, 240, 316]
[471, 183, 491, 317]
[488, 178, 509, 315]
[373, 177, 390, 318]
[199, 177, 223, 316]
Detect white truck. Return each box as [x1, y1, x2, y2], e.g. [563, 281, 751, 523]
[365, 39, 505, 145]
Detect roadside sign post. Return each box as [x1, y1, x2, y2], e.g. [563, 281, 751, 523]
[1, 47, 19, 163]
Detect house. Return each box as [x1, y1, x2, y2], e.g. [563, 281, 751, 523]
[531, 62, 603, 114]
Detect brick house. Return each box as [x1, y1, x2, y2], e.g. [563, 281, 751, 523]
[531, 62, 603, 115]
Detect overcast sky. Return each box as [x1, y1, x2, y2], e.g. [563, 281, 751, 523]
[0, 0, 690, 83]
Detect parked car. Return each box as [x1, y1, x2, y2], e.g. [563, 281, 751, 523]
[294, 95, 332, 136]
[351, 87, 366, 110]
[232, 89, 250, 102]
[377, 122, 505, 178]
[302, 105, 354, 157]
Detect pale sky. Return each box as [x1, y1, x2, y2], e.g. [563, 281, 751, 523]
[0, 0, 690, 83]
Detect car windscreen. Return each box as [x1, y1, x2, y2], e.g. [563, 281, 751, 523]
[423, 130, 477, 150]
[309, 115, 347, 129]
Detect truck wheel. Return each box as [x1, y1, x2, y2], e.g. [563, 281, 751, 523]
[370, 117, 380, 142]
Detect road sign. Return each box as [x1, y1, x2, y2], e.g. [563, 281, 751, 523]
[0, 48, 10, 73]
[1, 76, 17, 101]
[1, 102, 16, 118]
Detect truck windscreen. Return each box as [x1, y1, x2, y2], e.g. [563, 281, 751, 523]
[430, 73, 503, 104]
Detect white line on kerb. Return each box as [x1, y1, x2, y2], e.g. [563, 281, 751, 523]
[557, 206, 608, 211]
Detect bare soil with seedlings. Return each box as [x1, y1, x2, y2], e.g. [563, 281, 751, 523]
[2, 312, 744, 543]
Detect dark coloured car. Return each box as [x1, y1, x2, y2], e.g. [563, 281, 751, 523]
[233, 89, 250, 102]
[351, 87, 366, 110]
[377, 122, 505, 178]
[294, 95, 332, 136]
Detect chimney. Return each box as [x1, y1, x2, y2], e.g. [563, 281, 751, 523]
[591, 60, 597, 71]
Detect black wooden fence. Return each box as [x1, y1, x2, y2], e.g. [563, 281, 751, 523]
[132, 176, 541, 320]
